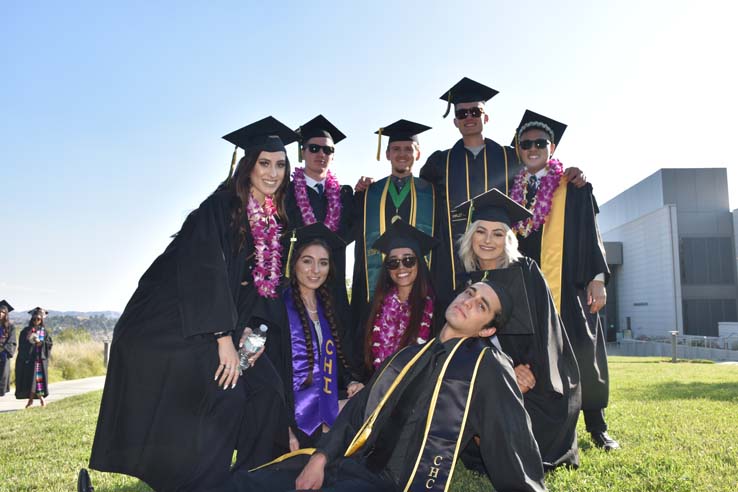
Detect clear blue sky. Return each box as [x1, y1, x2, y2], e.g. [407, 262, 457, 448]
[2, 0, 736, 312]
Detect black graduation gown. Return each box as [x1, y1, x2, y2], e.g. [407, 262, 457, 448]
[0, 323, 17, 396]
[90, 190, 279, 492]
[517, 182, 610, 411]
[458, 258, 582, 470]
[263, 286, 353, 449]
[318, 338, 545, 491]
[285, 182, 354, 359]
[14, 325, 52, 399]
[420, 139, 524, 306]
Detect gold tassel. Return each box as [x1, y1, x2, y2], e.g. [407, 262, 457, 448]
[442, 90, 452, 118]
[227, 145, 238, 182]
[376, 128, 383, 161]
[466, 201, 474, 231]
[285, 230, 297, 278]
[514, 133, 521, 163]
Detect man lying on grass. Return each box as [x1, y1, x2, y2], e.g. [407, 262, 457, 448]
[210, 279, 547, 492]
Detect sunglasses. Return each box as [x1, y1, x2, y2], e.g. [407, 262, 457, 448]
[306, 143, 335, 155]
[385, 256, 418, 270]
[455, 107, 484, 119]
[518, 138, 551, 150]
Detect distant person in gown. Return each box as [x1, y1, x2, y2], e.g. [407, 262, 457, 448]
[0, 300, 18, 397]
[83, 117, 299, 492]
[15, 307, 52, 408]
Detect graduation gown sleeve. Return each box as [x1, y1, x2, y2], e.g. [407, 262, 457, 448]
[471, 348, 547, 492]
[176, 193, 239, 338]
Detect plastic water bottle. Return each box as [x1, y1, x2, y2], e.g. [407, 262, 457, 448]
[239, 324, 268, 371]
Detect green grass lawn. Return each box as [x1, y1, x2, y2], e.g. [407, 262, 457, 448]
[1, 356, 737, 492]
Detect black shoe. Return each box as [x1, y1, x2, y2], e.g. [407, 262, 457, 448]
[590, 431, 620, 451]
[77, 468, 94, 492]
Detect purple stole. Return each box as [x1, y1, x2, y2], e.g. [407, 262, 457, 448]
[284, 288, 340, 435]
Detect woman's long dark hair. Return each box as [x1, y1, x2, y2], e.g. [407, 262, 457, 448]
[288, 239, 351, 387]
[220, 147, 291, 252]
[363, 254, 434, 373]
[0, 307, 10, 330]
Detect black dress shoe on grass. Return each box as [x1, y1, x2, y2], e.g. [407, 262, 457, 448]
[591, 431, 620, 451]
[77, 468, 94, 492]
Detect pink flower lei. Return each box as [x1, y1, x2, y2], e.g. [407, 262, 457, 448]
[247, 194, 283, 298]
[510, 159, 564, 238]
[370, 288, 433, 369]
[292, 167, 342, 231]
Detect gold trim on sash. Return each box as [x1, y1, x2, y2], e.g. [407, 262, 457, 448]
[249, 448, 316, 472]
[445, 151, 456, 290]
[344, 340, 437, 457]
[378, 178, 391, 237]
[403, 337, 469, 492]
[540, 177, 568, 311]
[363, 187, 371, 301]
[444, 348, 488, 491]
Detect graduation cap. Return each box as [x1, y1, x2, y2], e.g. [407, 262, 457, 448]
[512, 109, 567, 147]
[222, 116, 299, 181]
[453, 188, 532, 228]
[283, 223, 347, 278]
[440, 77, 499, 118]
[0, 300, 13, 313]
[28, 307, 48, 318]
[479, 267, 535, 335]
[297, 115, 346, 144]
[374, 119, 432, 161]
[371, 219, 439, 258]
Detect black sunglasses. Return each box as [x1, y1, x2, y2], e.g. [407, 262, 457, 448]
[518, 138, 550, 150]
[306, 143, 335, 155]
[455, 107, 484, 119]
[385, 256, 418, 270]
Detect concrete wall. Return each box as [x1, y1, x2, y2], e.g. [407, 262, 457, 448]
[608, 340, 738, 362]
[601, 204, 682, 338]
[598, 170, 665, 232]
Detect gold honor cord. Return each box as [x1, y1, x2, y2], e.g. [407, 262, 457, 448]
[249, 448, 316, 472]
[409, 178, 418, 225]
[284, 230, 297, 278]
[363, 187, 370, 300]
[445, 151, 456, 290]
[464, 153, 471, 201]
[483, 146, 488, 192]
[443, 348, 488, 491]
[344, 340, 437, 457]
[403, 337, 469, 492]
[540, 177, 568, 311]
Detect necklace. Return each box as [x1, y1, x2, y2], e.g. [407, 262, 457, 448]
[292, 167, 342, 231]
[301, 295, 318, 314]
[510, 159, 564, 237]
[246, 194, 283, 298]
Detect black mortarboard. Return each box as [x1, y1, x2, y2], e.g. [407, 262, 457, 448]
[479, 267, 534, 335]
[222, 116, 299, 181]
[297, 115, 346, 144]
[512, 110, 568, 147]
[374, 119, 431, 161]
[453, 188, 532, 227]
[283, 223, 347, 278]
[0, 300, 13, 312]
[28, 307, 48, 317]
[371, 220, 439, 258]
[223, 116, 299, 152]
[440, 77, 499, 117]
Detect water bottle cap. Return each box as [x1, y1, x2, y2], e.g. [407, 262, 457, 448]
[258, 323, 268, 333]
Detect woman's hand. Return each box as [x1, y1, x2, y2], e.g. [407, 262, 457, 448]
[214, 336, 240, 389]
[347, 381, 364, 398]
[514, 364, 536, 394]
[288, 426, 300, 452]
[295, 452, 327, 491]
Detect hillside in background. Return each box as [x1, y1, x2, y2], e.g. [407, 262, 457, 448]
[8, 311, 120, 341]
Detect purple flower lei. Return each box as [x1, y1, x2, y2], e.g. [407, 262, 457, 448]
[292, 167, 342, 232]
[370, 288, 433, 368]
[510, 159, 564, 238]
[246, 194, 283, 298]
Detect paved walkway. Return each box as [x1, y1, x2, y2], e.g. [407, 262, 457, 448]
[0, 375, 106, 413]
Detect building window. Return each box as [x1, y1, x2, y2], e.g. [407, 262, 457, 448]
[679, 237, 736, 285]
[682, 299, 738, 336]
